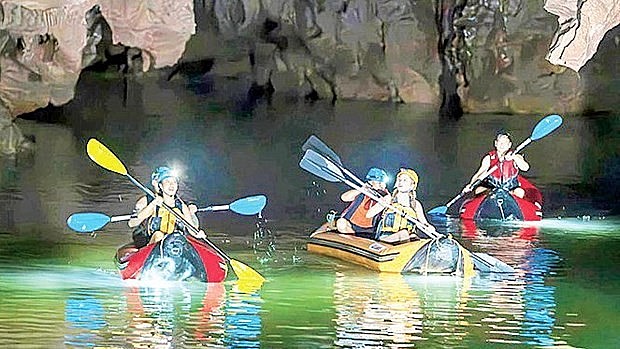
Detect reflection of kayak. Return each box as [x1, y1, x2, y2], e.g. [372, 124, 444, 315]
[308, 229, 476, 275]
[115, 232, 228, 282]
[460, 176, 542, 221]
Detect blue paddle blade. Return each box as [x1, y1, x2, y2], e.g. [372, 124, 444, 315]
[229, 195, 268, 215]
[428, 206, 448, 216]
[302, 135, 343, 165]
[66, 212, 111, 232]
[299, 149, 344, 183]
[531, 114, 563, 141]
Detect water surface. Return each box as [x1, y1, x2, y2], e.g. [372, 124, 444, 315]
[1, 73, 618, 348]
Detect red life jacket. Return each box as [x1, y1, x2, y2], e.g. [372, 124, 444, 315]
[341, 189, 388, 228]
[488, 150, 519, 183]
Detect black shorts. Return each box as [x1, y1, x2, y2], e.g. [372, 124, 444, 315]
[482, 176, 520, 191]
[350, 222, 376, 239]
[132, 226, 150, 249]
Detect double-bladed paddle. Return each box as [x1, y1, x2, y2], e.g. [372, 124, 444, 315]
[67, 195, 267, 233]
[300, 147, 441, 239]
[300, 137, 516, 273]
[85, 138, 265, 284]
[428, 114, 563, 216]
[302, 135, 383, 196]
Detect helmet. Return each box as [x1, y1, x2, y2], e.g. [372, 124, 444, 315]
[396, 168, 418, 189]
[365, 167, 388, 183]
[152, 166, 176, 184]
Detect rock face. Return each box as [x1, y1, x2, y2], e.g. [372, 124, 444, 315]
[0, 0, 618, 129]
[545, 0, 620, 72]
[0, 0, 195, 120]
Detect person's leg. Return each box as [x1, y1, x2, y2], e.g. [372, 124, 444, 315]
[512, 187, 525, 198]
[149, 231, 164, 244]
[379, 230, 410, 244]
[336, 218, 355, 234]
[474, 186, 489, 195]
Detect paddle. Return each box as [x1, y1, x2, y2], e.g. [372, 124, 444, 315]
[85, 138, 265, 284]
[67, 195, 268, 233]
[300, 147, 516, 273]
[302, 135, 368, 188]
[300, 148, 441, 239]
[428, 114, 563, 216]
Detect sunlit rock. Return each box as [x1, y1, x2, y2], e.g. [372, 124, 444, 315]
[545, 0, 620, 72]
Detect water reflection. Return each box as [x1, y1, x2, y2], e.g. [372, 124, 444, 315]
[61, 279, 263, 348]
[333, 273, 423, 347]
[329, 227, 563, 347]
[64, 295, 106, 347]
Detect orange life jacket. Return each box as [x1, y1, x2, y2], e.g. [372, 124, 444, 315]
[341, 189, 388, 228]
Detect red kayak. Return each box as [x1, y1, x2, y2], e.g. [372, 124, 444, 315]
[460, 176, 542, 221]
[115, 232, 228, 282]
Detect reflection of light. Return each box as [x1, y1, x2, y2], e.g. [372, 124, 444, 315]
[506, 217, 620, 235]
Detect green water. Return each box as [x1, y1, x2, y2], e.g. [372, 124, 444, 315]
[0, 74, 619, 347]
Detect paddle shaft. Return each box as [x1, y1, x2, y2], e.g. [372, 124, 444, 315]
[345, 178, 441, 239]
[126, 174, 233, 263]
[103, 205, 232, 224]
[305, 151, 440, 239]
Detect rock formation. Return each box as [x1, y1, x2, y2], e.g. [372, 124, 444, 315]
[0, 0, 617, 130]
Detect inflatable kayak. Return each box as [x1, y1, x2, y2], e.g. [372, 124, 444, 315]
[460, 176, 543, 221]
[115, 232, 228, 282]
[308, 227, 515, 275]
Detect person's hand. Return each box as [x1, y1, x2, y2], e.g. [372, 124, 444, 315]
[189, 204, 198, 215]
[379, 195, 391, 207]
[504, 151, 516, 161]
[153, 196, 164, 207]
[462, 184, 473, 193]
[195, 229, 206, 239]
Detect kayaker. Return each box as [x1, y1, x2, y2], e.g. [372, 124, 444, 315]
[366, 168, 437, 243]
[127, 168, 162, 248]
[463, 130, 530, 198]
[335, 167, 390, 238]
[128, 166, 205, 246]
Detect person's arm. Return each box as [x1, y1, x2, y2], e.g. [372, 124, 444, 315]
[507, 153, 529, 171]
[413, 200, 437, 234]
[182, 203, 206, 238]
[128, 196, 147, 227]
[464, 155, 491, 192]
[188, 203, 200, 227]
[340, 189, 361, 202]
[365, 194, 391, 218]
[182, 203, 199, 229]
[129, 196, 162, 227]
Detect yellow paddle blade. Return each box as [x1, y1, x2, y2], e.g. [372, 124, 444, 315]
[230, 259, 265, 284]
[235, 279, 265, 294]
[87, 138, 128, 175]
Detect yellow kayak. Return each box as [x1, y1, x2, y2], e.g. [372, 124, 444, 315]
[308, 227, 477, 276]
[308, 226, 515, 277]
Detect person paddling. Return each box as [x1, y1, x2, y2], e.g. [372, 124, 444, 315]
[335, 167, 390, 238]
[463, 130, 530, 198]
[366, 168, 437, 244]
[128, 166, 204, 246]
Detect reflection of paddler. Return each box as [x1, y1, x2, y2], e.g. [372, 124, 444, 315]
[332, 272, 423, 347]
[366, 168, 438, 243]
[124, 286, 166, 347]
[194, 283, 227, 343]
